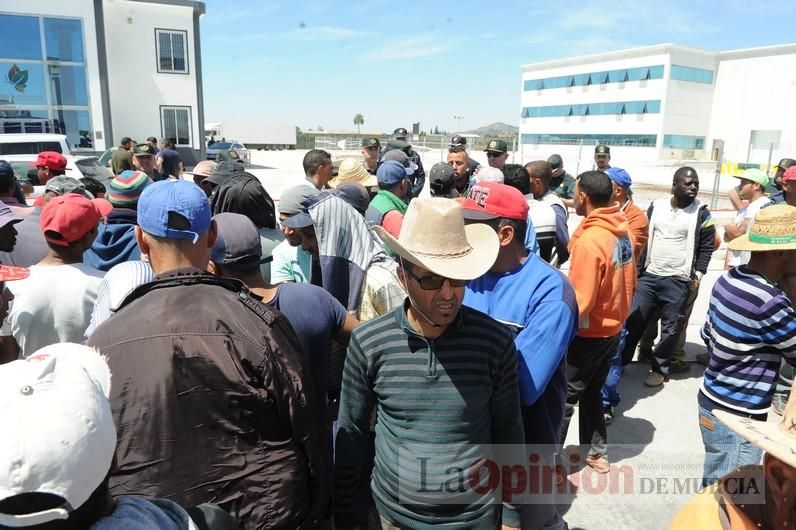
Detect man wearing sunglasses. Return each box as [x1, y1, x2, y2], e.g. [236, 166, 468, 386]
[484, 139, 509, 170]
[335, 198, 525, 530]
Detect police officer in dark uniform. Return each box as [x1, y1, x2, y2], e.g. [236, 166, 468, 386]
[594, 144, 611, 171]
[361, 137, 380, 175]
[133, 143, 167, 181]
[770, 157, 796, 203]
[392, 127, 425, 199]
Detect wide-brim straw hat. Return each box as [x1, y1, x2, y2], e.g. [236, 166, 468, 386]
[373, 197, 499, 281]
[330, 158, 377, 188]
[715, 385, 796, 469]
[727, 204, 796, 252]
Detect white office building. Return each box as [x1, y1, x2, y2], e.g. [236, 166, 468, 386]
[519, 43, 796, 184]
[0, 0, 206, 157]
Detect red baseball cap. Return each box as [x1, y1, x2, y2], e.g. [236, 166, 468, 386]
[29, 152, 69, 172]
[459, 182, 529, 222]
[40, 194, 112, 246]
[783, 166, 796, 183]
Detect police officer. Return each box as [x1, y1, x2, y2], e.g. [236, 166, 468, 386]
[361, 137, 380, 175]
[133, 143, 167, 181]
[484, 139, 509, 170]
[392, 127, 425, 199]
[594, 144, 611, 171]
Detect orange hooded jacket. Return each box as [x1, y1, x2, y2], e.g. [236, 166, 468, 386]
[568, 204, 636, 338]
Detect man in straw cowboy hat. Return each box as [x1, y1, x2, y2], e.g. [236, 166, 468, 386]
[334, 198, 525, 529]
[671, 384, 796, 529]
[697, 204, 796, 488]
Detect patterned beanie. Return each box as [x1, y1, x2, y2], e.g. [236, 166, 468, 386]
[108, 170, 153, 208]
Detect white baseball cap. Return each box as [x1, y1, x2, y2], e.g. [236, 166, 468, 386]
[0, 344, 116, 527]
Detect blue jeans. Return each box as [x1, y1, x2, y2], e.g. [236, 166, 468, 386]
[698, 404, 763, 488]
[601, 328, 627, 408]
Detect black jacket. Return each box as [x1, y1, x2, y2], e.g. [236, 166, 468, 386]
[642, 199, 715, 277]
[87, 268, 329, 529]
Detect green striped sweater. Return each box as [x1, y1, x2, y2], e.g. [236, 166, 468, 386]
[334, 304, 524, 529]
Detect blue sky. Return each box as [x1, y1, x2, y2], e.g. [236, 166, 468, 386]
[200, 0, 793, 134]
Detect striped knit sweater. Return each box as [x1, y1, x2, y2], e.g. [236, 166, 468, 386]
[334, 304, 524, 529]
[700, 265, 796, 415]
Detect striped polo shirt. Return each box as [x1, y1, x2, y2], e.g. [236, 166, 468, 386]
[700, 265, 796, 415]
[334, 304, 524, 529]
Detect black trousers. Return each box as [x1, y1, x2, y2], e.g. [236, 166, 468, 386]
[621, 273, 691, 374]
[560, 334, 619, 458]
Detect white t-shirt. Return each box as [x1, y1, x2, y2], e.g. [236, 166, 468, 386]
[1, 263, 104, 356]
[645, 203, 694, 278]
[727, 195, 771, 267]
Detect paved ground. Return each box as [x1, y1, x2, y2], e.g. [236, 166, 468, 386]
[242, 149, 745, 530]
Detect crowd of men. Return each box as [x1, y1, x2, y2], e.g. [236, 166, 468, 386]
[0, 129, 794, 530]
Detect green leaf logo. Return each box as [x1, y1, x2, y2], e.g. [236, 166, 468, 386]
[7, 64, 28, 93]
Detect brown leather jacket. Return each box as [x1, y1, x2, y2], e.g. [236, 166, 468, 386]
[87, 268, 329, 529]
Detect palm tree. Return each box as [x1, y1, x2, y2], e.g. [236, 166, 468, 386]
[353, 113, 364, 134]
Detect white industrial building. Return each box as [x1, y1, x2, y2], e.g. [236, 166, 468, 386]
[519, 43, 796, 185]
[0, 0, 206, 158]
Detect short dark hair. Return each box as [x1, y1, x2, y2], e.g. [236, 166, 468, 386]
[160, 137, 173, 148]
[502, 164, 531, 195]
[0, 172, 16, 195]
[146, 136, 157, 144]
[525, 160, 553, 188]
[673, 166, 698, 184]
[120, 137, 133, 147]
[482, 217, 528, 247]
[80, 177, 106, 197]
[302, 149, 331, 177]
[576, 170, 613, 207]
[0, 474, 111, 530]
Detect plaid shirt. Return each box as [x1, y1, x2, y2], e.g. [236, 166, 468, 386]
[356, 260, 405, 322]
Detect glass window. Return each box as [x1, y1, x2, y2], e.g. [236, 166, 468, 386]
[48, 64, 88, 106]
[161, 106, 191, 146]
[522, 100, 661, 118]
[573, 73, 590, 86]
[0, 62, 48, 106]
[608, 69, 628, 83]
[521, 133, 657, 146]
[648, 65, 664, 79]
[52, 109, 92, 149]
[0, 15, 42, 61]
[646, 100, 661, 113]
[593, 71, 609, 84]
[44, 18, 84, 62]
[0, 109, 51, 134]
[670, 65, 714, 84]
[156, 30, 188, 73]
[524, 79, 542, 91]
[663, 135, 706, 149]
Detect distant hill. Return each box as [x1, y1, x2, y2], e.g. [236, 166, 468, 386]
[464, 122, 518, 137]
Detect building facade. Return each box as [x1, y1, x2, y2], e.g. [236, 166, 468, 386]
[519, 43, 796, 184]
[0, 0, 205, 157]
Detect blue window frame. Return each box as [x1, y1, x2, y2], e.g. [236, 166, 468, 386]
[521, 134, 657, 146]
[521, 100, 661, 118]
[0, 15, 42, 61]
[48, 64, 88, 106]
[524, 64, 665, 91]
[670, 65, 714, 84]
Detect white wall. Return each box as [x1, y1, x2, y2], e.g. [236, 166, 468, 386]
[1, 0, 107, 150]
[103, 0, 199, 148]
[708, 49, 796, 164]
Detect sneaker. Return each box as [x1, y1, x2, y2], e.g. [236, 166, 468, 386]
[669, 359, 690, 374]
[586, 454, 610, 474]
[603, 406, 615, 426]
[772, 393, 788, 416]
[696, 353, 710, 366]
[644, 370, 669, 387]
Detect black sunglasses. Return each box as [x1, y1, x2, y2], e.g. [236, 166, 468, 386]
[486, 152, 505, 157]
[403, 265, 466, 290]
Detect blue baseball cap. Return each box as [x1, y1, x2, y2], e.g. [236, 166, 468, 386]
[137, 179, 211, 244]
[606, 167, 632, 189]
[377, 160, 411, 188]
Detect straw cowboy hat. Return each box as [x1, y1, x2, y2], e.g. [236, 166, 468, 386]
[716, 385, 796, 468]
[373, 197, 499, 280]
[727, 204, 796, 252]
[329, 158, 377, 188]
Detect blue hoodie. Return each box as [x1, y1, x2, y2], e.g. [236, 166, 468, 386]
[84, 208, 140, 272]
[91, 496, 197, 530]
